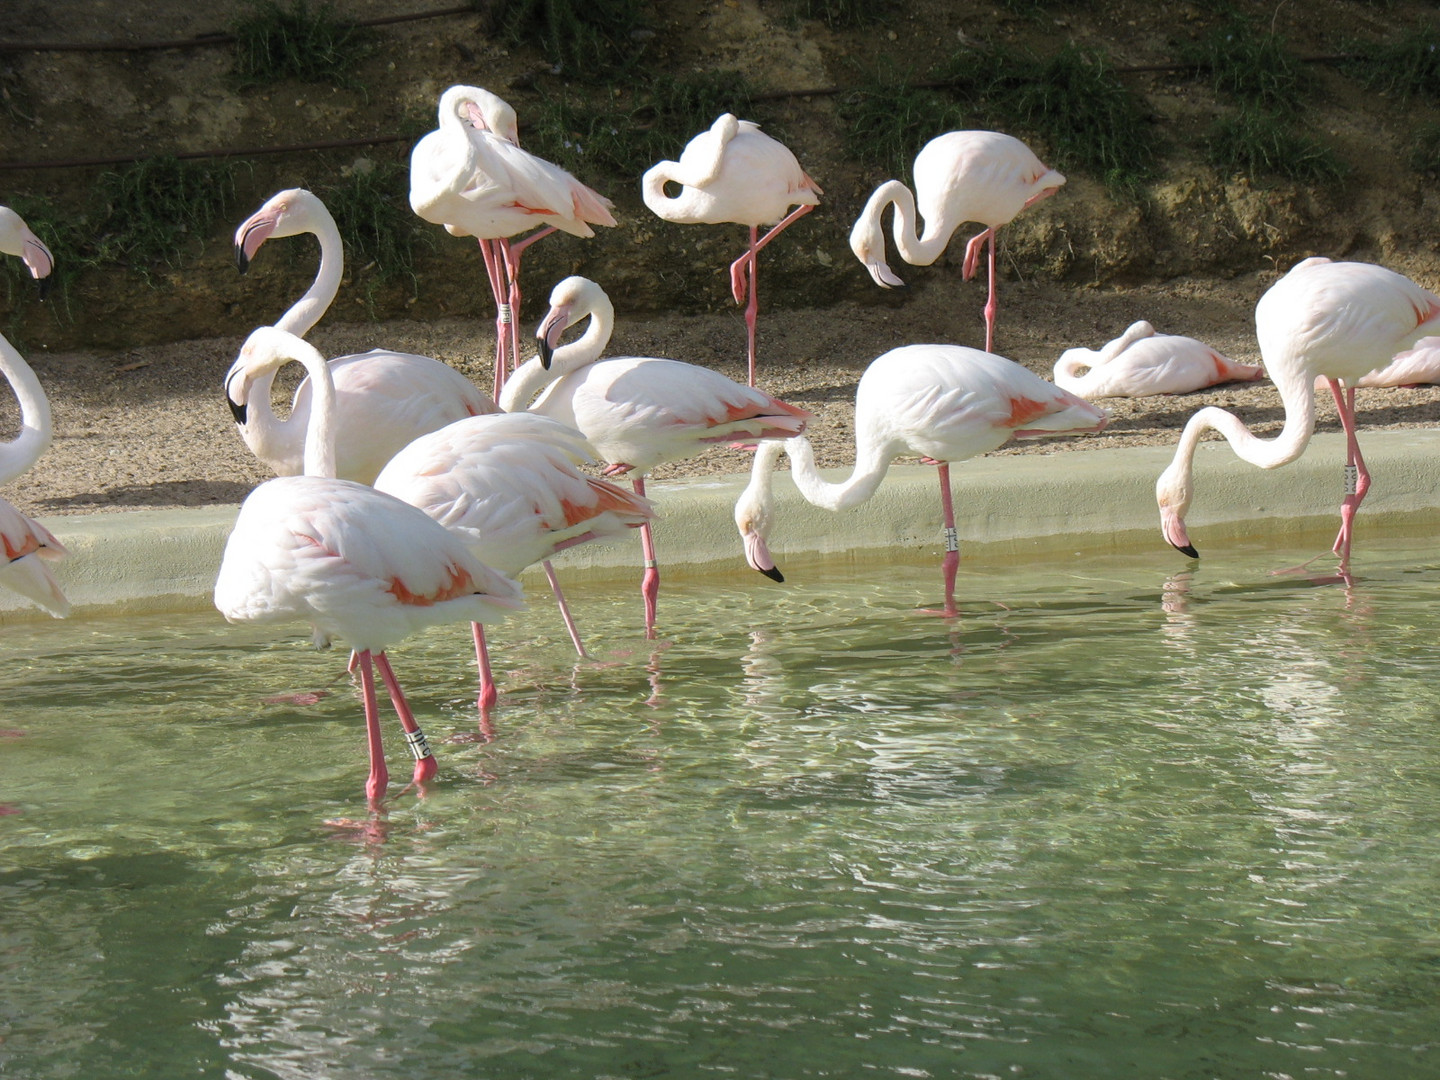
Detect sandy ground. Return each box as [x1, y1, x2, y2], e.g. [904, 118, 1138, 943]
[4, 271, 1440, 518]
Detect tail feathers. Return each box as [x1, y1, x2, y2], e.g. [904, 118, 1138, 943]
[1215, 355, 1266, 382]
[0, 555, 70, 618]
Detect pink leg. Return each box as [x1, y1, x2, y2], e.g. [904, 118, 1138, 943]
[729, 205, 815, 387]
[373, 651, 437, 790]
[472, 622, 498, 717]
[635, 477, 659, 638]
[355, 650, 389, 809]
[983, 233, 998, 354]
[1327, 380, 1370, 574]
[478, 238, 510, 400]
[500, 226, 559, 386]
[937, 463, 960, 618]
[543, 559, 587, 658]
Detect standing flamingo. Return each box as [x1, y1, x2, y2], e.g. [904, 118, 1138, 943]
[735, 344, 1106, 616]
[375, 412, 653, 717]
[214, 326, 525, 808]
[849, 130, 1065, 353]
[232, 188, 495, 484]
[1156, 257, 1440, 577]
[410, 84, 617, 397]
[1053, 320, 1265, 399]
[642, 113, 822, 387]
[0, 207, 67, 617]
[500, 276, 811, 636]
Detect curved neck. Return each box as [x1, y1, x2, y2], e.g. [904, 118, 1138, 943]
[277, 214, 343, 338]
[296, 344, 338, 478]
[499, 356, 556, 412]
[782, 433, 893, 512]
[1052, 352, 1092, 392]
[860, 180, 954, 267]
[0, 332, 52, 485]
[1172, 376, 1317, 476]
[235, 363, 300, 471]
[641, 166, 680, 214]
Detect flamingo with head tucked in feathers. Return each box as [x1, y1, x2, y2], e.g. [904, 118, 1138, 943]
[0, 206, 68, 618]
[1156, 257, 1440, 579]
[735, 344, 1106, 616]
[375, 412, 653, 721]
[849, 130, 1064, 353]
[1053, 320, 1265, 399]
[231, 188, 495, 484]
[500, 275, 810, 637]
[410, 84, 617, 397]
[642, 113, 822, 387]
[214, 326, 525, 809]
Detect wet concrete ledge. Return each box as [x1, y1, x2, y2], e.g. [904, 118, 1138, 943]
[4, 429, 1440, 623]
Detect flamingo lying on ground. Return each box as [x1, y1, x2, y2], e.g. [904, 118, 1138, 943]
[375, 412, 653, 720]
[0, 207, 68, 618]
[410, 84, 616, 397]
[1053, 320, 1265, 399]
[735, 344, 1106, 616]
[642, 113, 822, 387]
[232, 188, 495, 484]
[215, 327, 525, 809]
[849, 130, 1064, 353]
[1157, 257, 1440, 578]
[500, 276, 810, 636]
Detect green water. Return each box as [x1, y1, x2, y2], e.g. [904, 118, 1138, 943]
[2, 536, 1439, 1079]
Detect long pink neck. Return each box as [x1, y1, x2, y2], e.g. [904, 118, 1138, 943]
[0, 332, 52, 485]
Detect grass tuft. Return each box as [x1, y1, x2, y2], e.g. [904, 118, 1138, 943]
[492, 0, 650, 83]
[90, 158, 242, 280]
[230, 0, 371, 87]
[837, 64, 967, 178]
[780, 0, 897, 29]
[319, 161, 431, 309]
[1340, 24, 1440, 99]
[1205, 107, 1347, 183]
[1175, 15, 1312, 114]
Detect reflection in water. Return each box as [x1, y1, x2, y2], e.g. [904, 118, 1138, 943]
[2, 539, 1440, 1078]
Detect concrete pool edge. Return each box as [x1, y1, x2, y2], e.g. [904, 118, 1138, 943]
[5, 429, 1440, 623]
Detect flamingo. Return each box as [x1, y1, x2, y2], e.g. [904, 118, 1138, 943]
[375, 412, 653, 717]
[1318, 334, 1440, 389]
[1156, 257, 1440, 578]
[642, 113, 822, 387]
[232, 187, 495, 484]
[500, 275, 811, 636]
[849, 130, 1065, 353]
[410, 84, 617, 397]
[1053, 320, 1265, 399]
[0, 207, 67, 618]
[214, 326, 525, 808]
[734, 344, 1106, 616]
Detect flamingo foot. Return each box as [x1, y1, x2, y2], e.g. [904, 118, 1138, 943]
[642, 565, 659, 639]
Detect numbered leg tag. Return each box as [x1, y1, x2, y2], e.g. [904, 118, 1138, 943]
[404, 728, 434, 761]
[944, 527, 959, 554]
[498, 303, 513, 325]
[1344, 464, 1359, 496]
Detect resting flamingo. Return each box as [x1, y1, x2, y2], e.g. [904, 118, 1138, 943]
[735, 344, 1106, 616]
[1053, 320, 1265, 399]
[232, 188, 495, 484]
[1156, 257, 1440, 578]
[500, 275, 811, 637]
[1318, 334, 1440, 389]
[375, 412, 653, 718]
[849, 130, 1065, 353]
[410, 84, 617, 397]
[0, 207, 67, 617]
[215, 327, 525, 808]
[642, 113, 822, 387]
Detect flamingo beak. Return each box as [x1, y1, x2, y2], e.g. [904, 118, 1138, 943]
[536, 308, 570, 370]
[234, 214, 278, 274]
[743, 528, 784, 583]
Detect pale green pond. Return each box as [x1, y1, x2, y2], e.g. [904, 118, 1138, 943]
[1, 534, 1438, 1079]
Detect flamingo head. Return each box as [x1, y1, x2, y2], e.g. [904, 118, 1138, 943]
[847, 212, 906, 290]
[1155, 461, 1199, 559]
[733, 441, 788, 583]
[444, 84, 519, 144]
[535, 276, 605, 369]
[223, 325, 315, 427]
[0, 206, 55, 298]
[233, 188, 324, 273]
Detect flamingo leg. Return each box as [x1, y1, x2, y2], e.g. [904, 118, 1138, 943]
[937, 463, 960, 618]
[355, 650, 389, 809]
[744, 227, 760, 387]
[635, 477, 659, 638]
[497, 226, 558, 388]
[478, 238, 510, 400]
[543, 559, 587, 658]
[472, 621, 498, 718]
[729, 205, 815, 388]
[984, 233, 998, 354]
[1328, 380, 1370, 573]
[373, 651, 437, 790]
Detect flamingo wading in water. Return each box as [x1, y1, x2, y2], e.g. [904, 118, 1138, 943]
[501, 275, 810, 637]
[410, 84, 617, 397]
[849, 130, 1065, 353]
[375, 412, 653, 719]
[1053, 320, 1265, 399]
[231, 188, 495, 484]
[214, 326, 525, 809]
[735, 344, 1106, 616]
[0, 207, 68, 617]
[1156, 257, 1440, 578]
[642, 113, 822, 387]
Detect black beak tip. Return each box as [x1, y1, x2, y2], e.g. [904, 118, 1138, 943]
[1173, 543, 1200, 559]
[227, 397, 248, 425]
[537, 338, 554, 370]
[759, 565, 785, 583]
[34, 276, 51, 302]
[234, 247, 250, 275]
